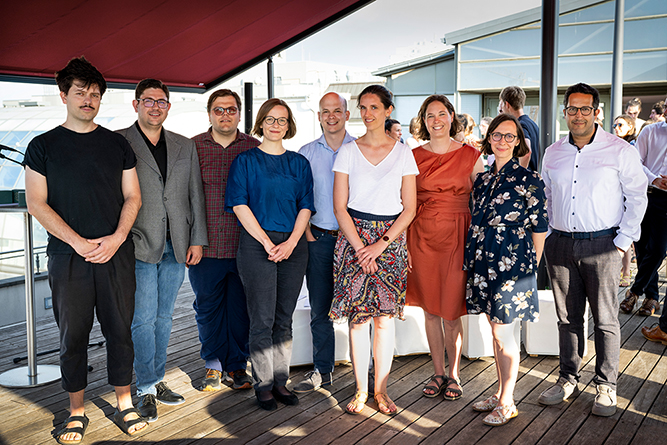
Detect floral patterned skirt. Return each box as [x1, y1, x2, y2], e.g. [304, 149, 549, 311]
[329, 215, 407, 325]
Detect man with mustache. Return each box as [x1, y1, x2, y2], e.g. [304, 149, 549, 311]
[292, 92, 355, 393]
[24, 56, 146, 443]
[539, 83, 647, 417]
[190, 89, 259, 391]
[117, 78, 207, 422]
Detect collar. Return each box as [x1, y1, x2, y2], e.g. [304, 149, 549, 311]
[205, 127, 250, 147]
[316, 131, 355, 153]
[135, 121, 165, 148]
[568, 123, 598, 149]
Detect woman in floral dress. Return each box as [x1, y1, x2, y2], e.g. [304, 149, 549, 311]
[464, 114, 548, 426]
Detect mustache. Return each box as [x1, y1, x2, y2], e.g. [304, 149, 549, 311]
[80, 105, 96, 110]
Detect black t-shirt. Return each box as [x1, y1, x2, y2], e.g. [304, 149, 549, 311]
[24, 125, 137, 255]
[518, 114, 540, 171]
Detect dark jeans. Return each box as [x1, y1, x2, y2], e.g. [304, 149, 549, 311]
[544, 233, 622, 389]
[48, 240, 136, 393]
[189, 258, 249, 372]
[631, 190, 667, 308]
[237, 229, 308, 391]
[305, 227, 337, 374]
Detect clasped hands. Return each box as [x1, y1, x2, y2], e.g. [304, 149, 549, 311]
[73, 233, 124, 264]
[355, 241, 387, 275]
[264, 239, 297, 263]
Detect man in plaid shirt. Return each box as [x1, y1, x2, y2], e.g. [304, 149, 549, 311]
[190, 89, 260, 391]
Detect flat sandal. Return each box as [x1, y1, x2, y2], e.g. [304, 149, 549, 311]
[345, 391, 368, 415]
[472, 394, 499, 412]
[482, 403, 518, 426]
[374, 392, 398, 416]
[422, 374, 447, 398]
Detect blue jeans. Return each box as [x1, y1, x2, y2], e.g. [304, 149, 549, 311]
[306, 227, 337, 374]
[189, 257, 249, 372]
[131, 240, 185, 396]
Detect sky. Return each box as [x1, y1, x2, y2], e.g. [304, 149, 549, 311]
[284, 0, 543, 68]
[0, 0, 542, 101]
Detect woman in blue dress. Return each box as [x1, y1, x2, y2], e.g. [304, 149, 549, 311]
[464, 113, 548, 426]
[226, 98, 315, 411]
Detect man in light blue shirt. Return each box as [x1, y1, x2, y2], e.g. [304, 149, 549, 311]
[293, 92, 355, 392]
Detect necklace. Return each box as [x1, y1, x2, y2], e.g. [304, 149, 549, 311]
[426, 142, 453, 165]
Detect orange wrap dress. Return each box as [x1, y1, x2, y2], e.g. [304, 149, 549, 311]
[406, 144, 481, 320]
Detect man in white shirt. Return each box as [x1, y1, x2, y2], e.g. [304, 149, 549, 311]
[538, 83, 648, 417]
[625, 98, 646, 135]
[292, 92, 355, 393]
[623, 96, 667, 342]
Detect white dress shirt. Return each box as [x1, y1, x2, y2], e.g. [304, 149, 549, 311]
[635, 121, 667, 185]
[541, 125, 648, 251]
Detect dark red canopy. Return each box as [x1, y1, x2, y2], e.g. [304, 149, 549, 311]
[0, 0, 373, 91]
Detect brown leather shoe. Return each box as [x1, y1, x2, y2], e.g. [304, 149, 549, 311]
[619, 290, 638, 314]
[641, 324, 667, 345]
[638, 298, 660, 317]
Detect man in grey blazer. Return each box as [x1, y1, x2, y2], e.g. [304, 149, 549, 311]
[117, 79, 207, 422]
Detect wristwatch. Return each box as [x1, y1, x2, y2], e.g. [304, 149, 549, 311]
[382, 235, 390, 243]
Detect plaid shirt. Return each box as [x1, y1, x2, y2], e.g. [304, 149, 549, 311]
[192, 128, 260, 258]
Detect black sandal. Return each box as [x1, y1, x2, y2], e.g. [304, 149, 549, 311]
[55, 414, 89, 445]
[422, 374, 447, 398]
[113, 407, 147, 436]
[443, 377, 463, 401]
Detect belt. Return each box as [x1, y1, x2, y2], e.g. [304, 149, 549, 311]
[310, 224, 339, 237]
[552, 227, 617, 240]
[648, 187, 667, 194]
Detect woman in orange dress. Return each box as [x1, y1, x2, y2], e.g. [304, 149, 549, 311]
[407, 95, 484, 400]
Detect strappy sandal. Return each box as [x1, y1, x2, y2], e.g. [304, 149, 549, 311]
[482, 403, 518, 426]
[443, 376, 463, 401]
[472, 394, 499, 412]
[113, 407, 147, 436]
[638, 298, 660, 317]
[620, 274, 632, 287]
[619, 290, 638, 314]
[55, 414, 89, 444]
[374, 392, 398, 416]
[422, 374, 447, 398]
[345, 391, 368, 415]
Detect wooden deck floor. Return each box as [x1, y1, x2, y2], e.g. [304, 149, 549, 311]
[1, 265, 666, 444]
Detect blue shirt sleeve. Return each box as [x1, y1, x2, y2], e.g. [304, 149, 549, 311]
[224, 153, 249, 212]
[296, 155, 315, 214]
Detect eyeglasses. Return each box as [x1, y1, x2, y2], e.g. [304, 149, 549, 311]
[138, 98, 169, 109]
[490, 132, 517, 143]
[264, 116, 288, 126]
[612, 123, 625, 128]
[565, 106, 596, 116]
[212, 106, 238, 116]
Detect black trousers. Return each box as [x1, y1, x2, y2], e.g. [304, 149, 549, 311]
[48, 240, 136, 392]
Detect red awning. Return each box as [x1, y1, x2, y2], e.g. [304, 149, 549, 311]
[0, 0, 373, 91]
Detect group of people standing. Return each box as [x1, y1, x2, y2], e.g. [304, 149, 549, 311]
[23, 55, 664, 444]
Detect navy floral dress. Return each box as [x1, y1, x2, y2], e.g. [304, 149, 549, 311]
[464, 158, 548, 324]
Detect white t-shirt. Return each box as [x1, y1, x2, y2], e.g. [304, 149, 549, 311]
[333, 140, 419, 215]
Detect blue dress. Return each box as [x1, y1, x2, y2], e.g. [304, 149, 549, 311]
[464, 158, 548, 324]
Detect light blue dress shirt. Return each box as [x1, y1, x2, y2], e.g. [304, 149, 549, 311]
[299, 131, 356, 230]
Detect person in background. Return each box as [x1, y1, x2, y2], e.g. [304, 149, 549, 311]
[226, 98, 314, 411]
[118, 78, 207, 422]
[625, 98, 645, 135]
[330, 84, 417, 416]
[406, 117, 422, 149]
[466, 114, 547, 426]
[292, 92, 355, 393]
[407, 95, 483, 402]
[611, 115, 638, 288]
[648, 101, 665, 124]
[190, 89, 257, 393]
[385, 118, 403, 142]
[479, 116, 493, 140]
[595, 107, 605, 128]
[499, 86, 540, 171]
[454, 114, 467, 143]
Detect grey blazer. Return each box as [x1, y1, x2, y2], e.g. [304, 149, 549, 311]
[117, 125, 208, 264]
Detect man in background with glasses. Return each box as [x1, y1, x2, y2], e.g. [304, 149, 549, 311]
[539, 83, 647, 417]
[117, 78, 208, 422]
[190, 89, 260, 392]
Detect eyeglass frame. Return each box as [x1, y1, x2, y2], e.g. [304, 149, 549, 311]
[264, 116, 289, 126]
[565, 106, 596, 116]
[212, 106, 239, 116]
[489, 132, 518, 143]
[137, 98, 170, 109]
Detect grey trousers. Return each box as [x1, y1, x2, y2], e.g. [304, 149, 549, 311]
[544, 233, 622, 389]
[237, 228, 308, 392]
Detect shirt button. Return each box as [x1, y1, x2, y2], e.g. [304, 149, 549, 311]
[163, 197, 168, 201]
[574, 180, 577, 183]
[576, 165, 579, 168]
[572, 212, 575, 215]
[162, 217, 166, 222]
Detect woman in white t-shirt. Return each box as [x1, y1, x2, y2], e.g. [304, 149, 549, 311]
[329, 85, 418, 416]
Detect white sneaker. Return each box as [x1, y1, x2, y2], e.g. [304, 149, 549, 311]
[538, 376, 579, 405]
[592, 384, 616, 417]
